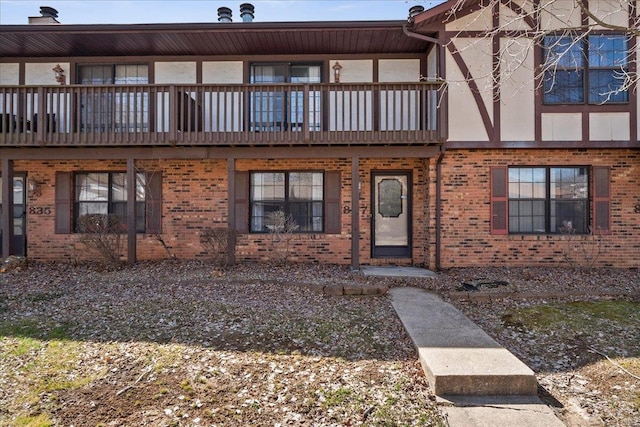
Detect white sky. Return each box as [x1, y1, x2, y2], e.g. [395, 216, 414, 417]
[0, 0, 444, 25]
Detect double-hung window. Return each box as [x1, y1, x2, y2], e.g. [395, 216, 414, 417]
[75, 172, 146, 233]
[508, 167, 588, 234]
[543, 34, 629, 104]
[250, 172, 324, 233]
[491, 166, 611, 236]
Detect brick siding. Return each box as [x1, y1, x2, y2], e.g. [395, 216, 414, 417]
[439, 149, 640, 268]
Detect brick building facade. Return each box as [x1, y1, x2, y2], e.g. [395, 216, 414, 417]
[1, 1, 639, 269]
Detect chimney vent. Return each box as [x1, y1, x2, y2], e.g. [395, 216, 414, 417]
[408, 5, 425, 18]
[40, 6, 59, 18]
[240, 3, 255, 22]
[217, 7, 232, 23]
[29, 5, 60, 24]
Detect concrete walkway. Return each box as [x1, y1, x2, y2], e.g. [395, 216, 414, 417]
[361, 265, 438, 278]
[389, 287, 565, 427]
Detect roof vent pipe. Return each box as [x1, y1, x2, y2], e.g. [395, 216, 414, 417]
[240, 3, 255, 22]
[408, 5, 425, 18]
[217, 7, 232, 23]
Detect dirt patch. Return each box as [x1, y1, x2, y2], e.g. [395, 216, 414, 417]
[1, 261, 638, 426]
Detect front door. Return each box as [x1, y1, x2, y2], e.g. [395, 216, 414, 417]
[372, 172, 411, 258]
[0, 174, 26, 257]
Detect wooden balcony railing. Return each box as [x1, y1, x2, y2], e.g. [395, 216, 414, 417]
[0, 82, 447, 147]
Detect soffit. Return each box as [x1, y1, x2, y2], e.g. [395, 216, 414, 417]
[0, 21, 435, 58]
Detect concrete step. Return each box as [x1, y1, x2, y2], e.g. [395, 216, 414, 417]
[390, 287, 538, 396]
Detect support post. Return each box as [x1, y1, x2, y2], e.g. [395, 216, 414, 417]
[127, 158, 137, 264]
[351, 156, 360, 270]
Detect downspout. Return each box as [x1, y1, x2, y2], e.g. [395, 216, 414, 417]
[403, 22, 445, 270]
[435, 144, 445, 271]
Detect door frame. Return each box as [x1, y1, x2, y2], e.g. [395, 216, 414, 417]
[0, 172, 27, 258]
[370, 170, 412, 259]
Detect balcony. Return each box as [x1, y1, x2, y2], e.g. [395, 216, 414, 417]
[0, 82, 446, 147]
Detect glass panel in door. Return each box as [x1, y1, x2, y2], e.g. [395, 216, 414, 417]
[372, 173, 411, 258]
[0, 175, 26, 257]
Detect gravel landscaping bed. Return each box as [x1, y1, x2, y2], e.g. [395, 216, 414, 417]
[1, 260, 638, 426]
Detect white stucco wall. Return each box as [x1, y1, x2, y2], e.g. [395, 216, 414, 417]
[540, 0, 582, 31]
[446, 7, 492, 31]
[378, 59, 420, 82]
[202, 61, 243, 84]
[446, 38, 493, 141]
[590, 113, 630, 141]
[541, 113, 582, 141]
[499, 0, 535, 31]
[499, 38, 535, 141]
[0, 64, 19, 85]
[155, 62, 197, 84]
[25, 62, 69, 85]
[588, 0, 630, 28]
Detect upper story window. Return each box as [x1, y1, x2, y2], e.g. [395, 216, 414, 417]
[250, 63, 322, 132]
[543, 34, 628, 104]
[77, 64, 149, 132]
[77, 64, 149, 85]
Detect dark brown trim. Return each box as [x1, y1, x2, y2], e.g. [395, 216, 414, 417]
[54, 171, 72, 234]
[1, 159, 14, 257]
[492, 0, 500, 143]
[539, 103, 632, 113]
[0, 53, 428, 65]
[145, 171, 163, 235]
[582, 111, 589, 145]
[629, 1, 638, 143]
[233, 170, 249, 234]
[324, 170, 342, 234]
[499, 0, 537, 30]
[18, 62, 25, 85]
[1, 145, 441, 161]
[534, 35, 542, 143]
[447, 41, 494, 141]
[490, 166, 508, 235]
[445, 140, 640, 149]
[593, 166, 611, 234]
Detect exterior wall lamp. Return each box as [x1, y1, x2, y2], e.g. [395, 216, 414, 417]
[27, 176, 43, 197]
[332, 61, 342, 83]
[52, 64, 66, 85]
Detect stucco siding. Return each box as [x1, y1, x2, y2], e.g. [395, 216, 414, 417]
[202, 61, 243, 84]
[541, 113, 582, 141]
[155, 62, 197, 84]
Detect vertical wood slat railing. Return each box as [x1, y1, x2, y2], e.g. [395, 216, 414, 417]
[0, 82, 446, 146]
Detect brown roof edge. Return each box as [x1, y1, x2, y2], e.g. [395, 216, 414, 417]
[0, 19, 410, 34]
[411, 0, 481, 28]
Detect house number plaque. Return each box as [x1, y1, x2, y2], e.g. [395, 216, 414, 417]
[28, 206, 52, 215]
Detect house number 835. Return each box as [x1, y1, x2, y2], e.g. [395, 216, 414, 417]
[29, 207, 52, 215]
